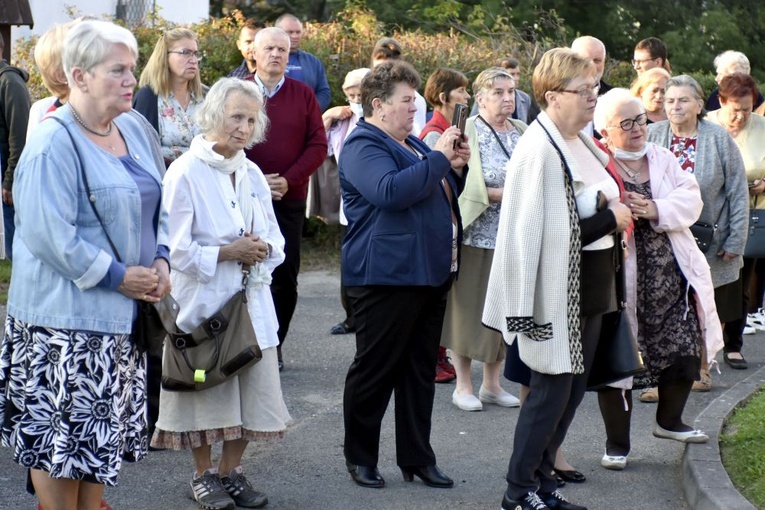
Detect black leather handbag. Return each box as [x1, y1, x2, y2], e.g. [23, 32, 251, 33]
[587, 234, 646, 389]
[743, 200, 765, 258]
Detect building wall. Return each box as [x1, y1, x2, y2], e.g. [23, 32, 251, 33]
[12, 0, 209, 39]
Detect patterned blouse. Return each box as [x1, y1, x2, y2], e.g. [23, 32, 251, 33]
[463, 119, 520, 249]
[158, 91, 204, 163]
[670, 134, 697, 173]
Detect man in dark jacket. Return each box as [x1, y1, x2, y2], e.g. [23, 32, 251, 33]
[0, 33, 32, 260]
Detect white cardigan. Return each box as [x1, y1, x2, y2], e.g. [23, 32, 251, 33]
[163, 152, 286, 350]
[483, 112, 611, 375]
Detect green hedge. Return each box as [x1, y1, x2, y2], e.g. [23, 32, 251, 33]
[9, 7, 734, 109]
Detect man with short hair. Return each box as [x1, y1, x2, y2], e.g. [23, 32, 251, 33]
[0, 32, 31, 260]
[244, 27, 327, 370]
[571, 35, 612, 137]
[275, 14, 331, 111]
[228, 19, 265, 81]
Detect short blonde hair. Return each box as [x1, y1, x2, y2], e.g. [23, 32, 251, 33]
[630, 67, 671, 98]
[138, 28, 204, 98]
[196, 78, 269, 148]
[532, 48, 595, 110]
[34, 21, 78, 99]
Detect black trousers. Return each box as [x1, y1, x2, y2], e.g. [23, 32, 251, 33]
[505, 314, 602, 499]
[343, 279, 451, 467]
[338, 225, 355, 329]
[271, 200, 306, 347]
[723, 260, 755, 353]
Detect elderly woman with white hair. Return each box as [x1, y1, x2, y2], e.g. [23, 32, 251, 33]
[0, 20, 170, 510]
[153, 78, 290, 510]
[705, 50, 764, 111]
[594, 88, 722, 471]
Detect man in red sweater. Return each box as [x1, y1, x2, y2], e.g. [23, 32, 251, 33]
[242, 27, 328, 370]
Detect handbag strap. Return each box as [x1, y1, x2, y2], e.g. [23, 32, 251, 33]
[50, 116, 123, 263]
[476, 115, 513, 160]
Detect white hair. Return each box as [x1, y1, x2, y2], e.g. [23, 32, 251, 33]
[253, 27, 290, 50]
[196, 78, 269, 148]
[713, 50, 750, 75]
[63, 20, 138, 86]
[593, 88, 645, 133]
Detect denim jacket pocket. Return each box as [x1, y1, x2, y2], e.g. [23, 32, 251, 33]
[77, 187, 116, 227]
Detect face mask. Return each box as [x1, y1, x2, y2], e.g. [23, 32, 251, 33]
[350, 103, 364, 118]
[613, 145, 648, 161]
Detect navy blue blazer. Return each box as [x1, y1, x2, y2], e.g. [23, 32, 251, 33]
[339, 120, 463, 287]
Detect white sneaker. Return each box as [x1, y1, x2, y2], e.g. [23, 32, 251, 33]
[601, 451, 628, 470]
[748, 310, 765, 331]
[478, 386, 521, 407]
[743, 324, 756, 335]
[452, 390, 482, 411]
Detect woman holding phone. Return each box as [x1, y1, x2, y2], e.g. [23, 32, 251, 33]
[442, 67, 525, 412]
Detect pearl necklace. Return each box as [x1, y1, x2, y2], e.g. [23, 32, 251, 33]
[68, 103, 112, 137]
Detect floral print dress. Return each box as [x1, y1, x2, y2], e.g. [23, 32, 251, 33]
[626, 180, 702, 389]
[159, 91, 204, 163]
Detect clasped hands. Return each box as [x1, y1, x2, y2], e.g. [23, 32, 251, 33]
[119, 258, 171, 303]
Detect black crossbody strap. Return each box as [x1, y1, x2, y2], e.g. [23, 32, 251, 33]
[50, 116, 123, 263]
[476, 115, 513, 160]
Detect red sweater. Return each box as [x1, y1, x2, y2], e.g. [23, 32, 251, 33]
[245, 77, 327, 201]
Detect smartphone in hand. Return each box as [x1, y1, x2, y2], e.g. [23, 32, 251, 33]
[451, 103, 468, 149]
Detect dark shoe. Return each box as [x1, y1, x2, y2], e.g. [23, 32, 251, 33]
[277, 359, 284, 372]
[330, 322, 355, 335]
[220, 466, 268, 508]
[400, 465, 454, 488]
[539, 490, 587, 510]
[190, 469, 236, 510]
[555, 474, 566, 488]
[501, 491, 551, 510]
[724, 352, 748, 370]
[552, 468, 586, 483]
[346, 462, 385, 488]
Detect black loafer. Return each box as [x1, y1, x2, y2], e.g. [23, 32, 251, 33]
[724, 352, 748, 370]
[553, 468, 586, 483]
[347, 462, 385, 488]
[330, 322, 355, 335]
[555, 474, 566, 488]
[400, 465, 453, 488]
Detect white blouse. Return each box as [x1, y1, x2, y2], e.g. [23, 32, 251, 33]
[163, 152, 285, 349]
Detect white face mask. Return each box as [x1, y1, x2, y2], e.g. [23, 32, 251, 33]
[350, 102, 364, 118]
[613, 145, 648, 161]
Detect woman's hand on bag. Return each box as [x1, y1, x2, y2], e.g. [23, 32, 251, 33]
[219, 233, 269, 265]
[119, 266, 161, 302]
[608, 199, 632, 232]
[749, 179, 765, 196]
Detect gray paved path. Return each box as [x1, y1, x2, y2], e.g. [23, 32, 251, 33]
[1, 270, 762, 509]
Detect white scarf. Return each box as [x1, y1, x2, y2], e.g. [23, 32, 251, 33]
[189, 135, 272, 286]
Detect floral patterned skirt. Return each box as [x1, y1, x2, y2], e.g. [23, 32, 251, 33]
[0, 316, 148, 486]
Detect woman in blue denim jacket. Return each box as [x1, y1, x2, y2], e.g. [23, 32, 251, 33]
[0, 20, 170, 510]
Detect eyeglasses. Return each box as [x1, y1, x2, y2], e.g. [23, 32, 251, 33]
[611, 113, 648, 131]
[168, 49, 205, 61]
[631, 58, 657, 68]
[558, 84, 600, 98]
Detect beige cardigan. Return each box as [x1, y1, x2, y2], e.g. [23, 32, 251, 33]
[459, 116, 528, 228]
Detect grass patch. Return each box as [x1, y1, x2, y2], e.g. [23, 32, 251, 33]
[300, 218, 342, 273]
[0, 259, 10, 304]
[721, 388, 765, 508]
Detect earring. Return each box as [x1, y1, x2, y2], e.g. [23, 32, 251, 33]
[380, 112, 386, 121]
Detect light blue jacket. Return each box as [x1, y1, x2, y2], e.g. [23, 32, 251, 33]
[7, 108, 169, 334]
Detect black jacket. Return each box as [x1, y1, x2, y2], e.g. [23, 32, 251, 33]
[0, 61, 31, 191]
